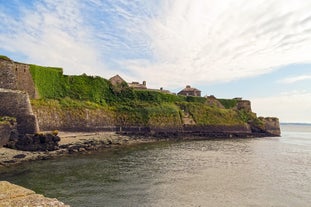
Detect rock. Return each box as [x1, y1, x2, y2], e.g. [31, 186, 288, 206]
[7, 133, 61, 151]
[12, 154, 26, 159]
[0, 181, 69, 206]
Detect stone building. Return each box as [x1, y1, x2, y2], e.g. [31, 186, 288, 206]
[109, 75, 147, 90]
[178, 85, 201, 97]
[128, 81, 147, 90]
[109, 74, 126, 86]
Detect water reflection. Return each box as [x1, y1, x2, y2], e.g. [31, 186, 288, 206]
[1, 126, 311, 206]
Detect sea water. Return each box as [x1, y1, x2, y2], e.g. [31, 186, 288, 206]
[1, 124, 310, 207]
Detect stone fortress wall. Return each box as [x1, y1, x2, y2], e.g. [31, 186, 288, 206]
[0, 58, 37, 98]
[0, 58, 39, 134]
[0, 57, 280, 137]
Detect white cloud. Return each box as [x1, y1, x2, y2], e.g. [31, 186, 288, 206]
[252, 91, 311, 123]
[1, 0, 311, 90]
[279, 75, 311, 84]
[122, 0, 311, 88]
[0, 0, 108, 76]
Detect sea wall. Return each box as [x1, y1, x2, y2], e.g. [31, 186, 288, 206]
[31, 105, 279, 137]
[32, 105, 116, 132]
[0, 89, 39, 134]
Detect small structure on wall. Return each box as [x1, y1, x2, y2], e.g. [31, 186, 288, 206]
[178, 85, 201, 97]
[128, 81, 147, 90]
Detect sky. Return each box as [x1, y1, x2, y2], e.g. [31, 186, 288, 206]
[0, 0, 311, 123]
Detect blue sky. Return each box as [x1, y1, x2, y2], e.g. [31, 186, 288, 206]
[0, 0, 311, 123]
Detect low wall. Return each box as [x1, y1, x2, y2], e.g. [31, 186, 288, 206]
[0, 89, 39, 134]
[116, 124, 253, 138]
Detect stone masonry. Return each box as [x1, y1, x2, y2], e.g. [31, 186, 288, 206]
[0, 88, 39, 134]
[0, 58, 37, 99]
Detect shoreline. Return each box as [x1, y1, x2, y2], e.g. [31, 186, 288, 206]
[0, 131, 158, 168]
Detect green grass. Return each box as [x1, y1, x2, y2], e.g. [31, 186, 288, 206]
[29, 64, 64, 98]
[177, 102, 244, 125]
[0, 55, 10, 61]
[0, 116, 16, 124]
[217, 99, 238, 109]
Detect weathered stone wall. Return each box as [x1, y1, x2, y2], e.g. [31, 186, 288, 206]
[236, 100, 252, 112]
[0, 59, 18, 90]
[0, 59, 37, 99]
[259, 117, 281, 136]
[0, 123, 14, 147]
[32, 105, 280, 137]
[14, 62, 37, 99]
[32, 106, 116, 132]
[0, 89, 39, 134]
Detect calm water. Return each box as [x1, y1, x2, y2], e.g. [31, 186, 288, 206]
[1, 124, 311, 207]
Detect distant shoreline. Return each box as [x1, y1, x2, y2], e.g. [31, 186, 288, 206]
[280, 123, 311, 126]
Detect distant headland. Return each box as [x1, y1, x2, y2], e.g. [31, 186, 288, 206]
[0, 55, 280, 151]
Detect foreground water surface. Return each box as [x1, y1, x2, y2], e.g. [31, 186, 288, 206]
[1, 124, 311, 206]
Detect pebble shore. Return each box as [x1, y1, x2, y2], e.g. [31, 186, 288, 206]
[0, 132, 156, 168]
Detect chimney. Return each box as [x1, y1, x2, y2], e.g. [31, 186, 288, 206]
[143, 81, 146, 86]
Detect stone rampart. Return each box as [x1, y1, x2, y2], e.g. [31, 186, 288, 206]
[259, 117, 281, 136]
[0, 89, 39, 134]
[236, 100, 252, 112]
[32, 105, 115, 132]
[0, 59, 37, 99]
[0, 59, 18, 90]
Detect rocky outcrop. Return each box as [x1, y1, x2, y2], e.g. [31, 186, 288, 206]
[0, 181, 69, 206]
[6, 133, 60, 151]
